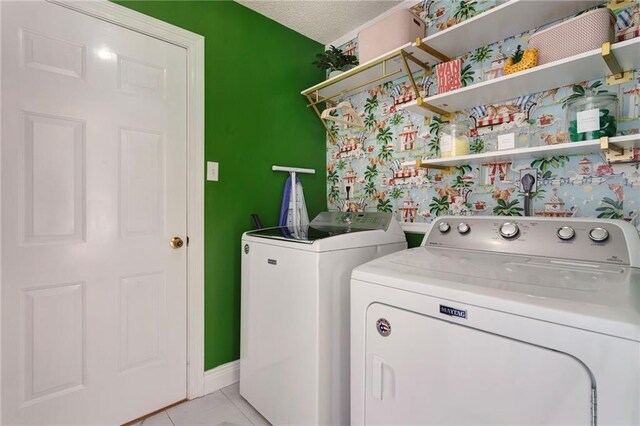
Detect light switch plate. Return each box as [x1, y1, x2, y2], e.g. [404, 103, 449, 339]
[207, 161, 219, 181]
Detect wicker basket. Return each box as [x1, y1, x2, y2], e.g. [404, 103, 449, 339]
[528, 8, 615, 65]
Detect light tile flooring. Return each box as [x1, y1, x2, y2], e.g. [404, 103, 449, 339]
[134, 383, 271, 426]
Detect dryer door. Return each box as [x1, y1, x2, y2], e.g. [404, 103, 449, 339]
[365, 303, 594, 425]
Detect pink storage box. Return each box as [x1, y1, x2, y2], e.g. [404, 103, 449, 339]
[528, 8, 615, 65]
[358, 9, 426, 64]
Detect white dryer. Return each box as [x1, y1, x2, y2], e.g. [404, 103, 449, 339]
[351, 216, 640, 425]
[241, 212, 406, 425]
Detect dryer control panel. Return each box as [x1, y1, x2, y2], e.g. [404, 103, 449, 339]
[426, 216, 635, 266]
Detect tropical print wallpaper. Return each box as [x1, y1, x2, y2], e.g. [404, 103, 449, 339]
[325, 0, 640, 227]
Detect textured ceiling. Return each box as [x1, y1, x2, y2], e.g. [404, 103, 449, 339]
[236, 1, 403, 44]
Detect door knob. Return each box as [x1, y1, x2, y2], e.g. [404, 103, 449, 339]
[169, 237, 184, 249]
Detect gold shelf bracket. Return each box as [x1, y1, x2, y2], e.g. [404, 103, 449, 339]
[416, 159, 450, 171]
[404, 52, 431, 74]
[414, 38, 450, 63]
[607, 0, 634, 10]
[601, 136, 634, 163]
[416, 98, 453, 119]
[602, 42, 633, 85]
[306, 93, 338, 145]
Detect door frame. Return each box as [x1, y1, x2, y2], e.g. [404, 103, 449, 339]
[0, 0, 207, 409]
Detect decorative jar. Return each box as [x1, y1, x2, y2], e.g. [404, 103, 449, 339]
[440, 120, 471, 158]
[566, 92, 618, 142]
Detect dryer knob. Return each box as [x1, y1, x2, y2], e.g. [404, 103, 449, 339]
[499, 222, 519, 239]
[557, 226, 576, 241]
[438, 222, 451, 233]
[589, 227, 609, 242]
[457, 222, 470, 235]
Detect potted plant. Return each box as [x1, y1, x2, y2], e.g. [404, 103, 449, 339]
[313, 45, 358, 78]
[503, 45, 538, 75]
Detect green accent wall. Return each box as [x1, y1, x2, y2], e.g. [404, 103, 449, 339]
[114, 0, 326, 370]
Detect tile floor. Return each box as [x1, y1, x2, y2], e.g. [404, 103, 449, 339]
[134, 383, 271, 426]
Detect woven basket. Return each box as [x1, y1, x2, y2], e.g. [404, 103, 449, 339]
[503, 48, 538, 75]
[528, 8, 615, 65]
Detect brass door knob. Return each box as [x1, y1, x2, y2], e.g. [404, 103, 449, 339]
[170, 237, 184, 249]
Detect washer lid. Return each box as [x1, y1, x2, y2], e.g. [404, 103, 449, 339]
[352, 247, 640, 341]
[243, 212, 406, 252]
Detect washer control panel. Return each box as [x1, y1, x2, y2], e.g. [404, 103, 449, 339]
[426, 217, 632, 265]
[498, 222, 519, 239]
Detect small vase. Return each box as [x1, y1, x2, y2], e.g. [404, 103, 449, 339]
[329, 70, 343, 78]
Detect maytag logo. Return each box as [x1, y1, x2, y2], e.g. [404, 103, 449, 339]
[439, 304, 467, 319]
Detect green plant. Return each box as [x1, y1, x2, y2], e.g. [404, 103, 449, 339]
[312, 45, 358, 72]
[562, 81, 607, 108]
[493, 199, 524, 216]
[510, 45, 524, 64]
[596, 197, 624, 219]
[429, 195, 450, 216]
[335, 159, 347, 170]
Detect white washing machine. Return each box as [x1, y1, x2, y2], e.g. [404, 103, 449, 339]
[351, 216, 640, 425]
[240, 212, 406, 426]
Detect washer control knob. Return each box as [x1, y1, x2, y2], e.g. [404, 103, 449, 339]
[499, 222, 519, 239]
[557, 226, 576, 241]
[457, 222, 470, 235]
[438, 222, 451, 233]
[589, 227, 609, 242]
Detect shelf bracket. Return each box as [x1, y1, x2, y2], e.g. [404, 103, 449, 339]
[399, 50, 425, 105]
[416, 159, 450, 171]
[403, 52, 431, 75]
[416, 97, 453, 119]
[414, 38, 450, 63]
[607, 0, 634, 10]
[306, 93, 338, 145]
[601, 42, 633, 85]
[601, 136, 634, 163]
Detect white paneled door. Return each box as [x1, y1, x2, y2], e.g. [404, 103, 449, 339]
[1, 1, 188, 424]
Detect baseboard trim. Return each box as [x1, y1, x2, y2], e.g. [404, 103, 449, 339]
[204, 360, 240, 395]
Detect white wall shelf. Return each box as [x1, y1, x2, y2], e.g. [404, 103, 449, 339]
[398, 37, 640, 117]
[301, 0, 600, 103]
[414, 135, 639, 168]
[422, 0, 599, 59]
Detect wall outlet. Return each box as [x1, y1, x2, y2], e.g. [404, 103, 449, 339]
[519, 168, 537, 193]
[207, 161, 219, 181]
